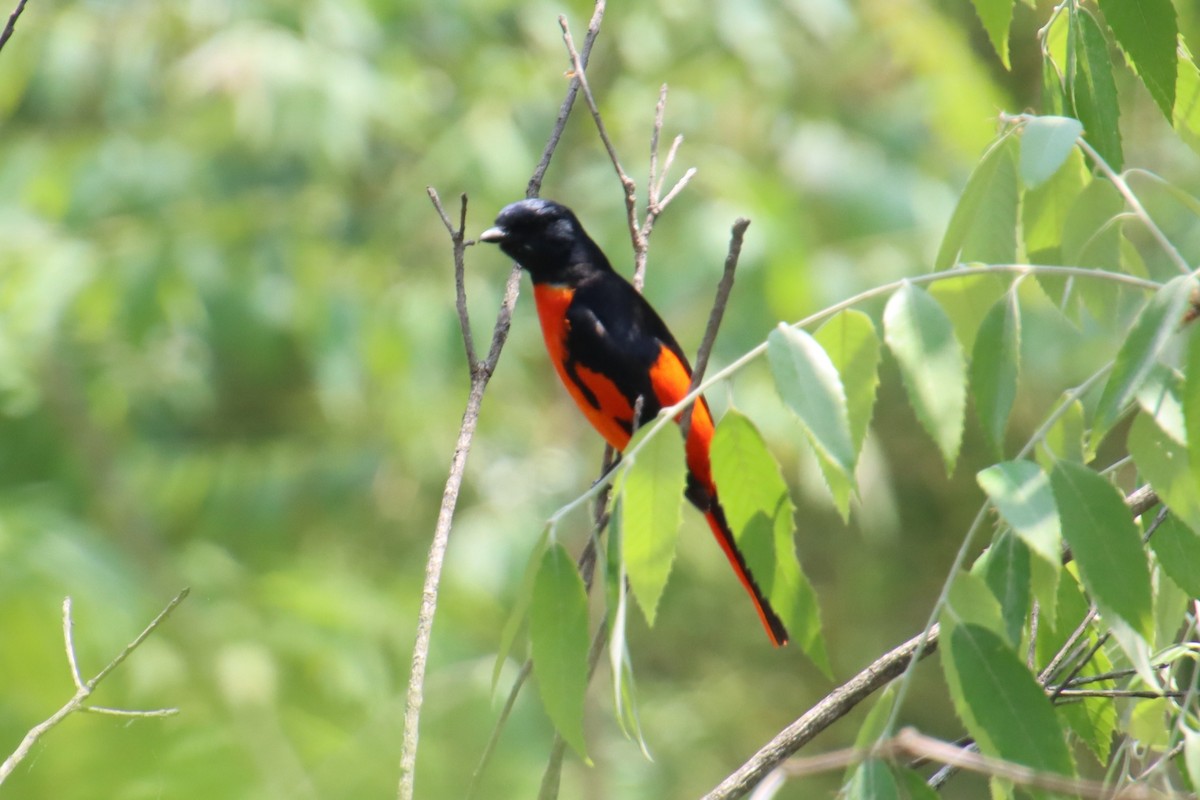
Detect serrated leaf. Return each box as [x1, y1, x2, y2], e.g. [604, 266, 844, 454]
[1056, 647, 1117, 763]
[1036, 396, 1086, 469]
[1177, 46, 1200, 154]
[1093, 276, 1195, 444]
[814, 310, 882, 520]
[972, 291, 1021, 456]
[1023, 147, 1087, 261]
[620, 424, 686, 626]
[897, 767, 941, 800]
[935, 134, 1019, 269]
[1096, 0, 1178, 120]
[712, 410, 829, 673]
[944, 570, 1008, 640]
[979, 530, 1031, 647]
[1135, 365, 1186, 444]
[1019, 115, 1082, 188]
[884, 283, 966, 473]
[492, 528, 550, 693]
[1050, 460, 1153, 640]
[946, 624, 1076, 780]
[531, 542, 591, 761]
[1152, 515, 1200, 598]
[1071, 8, 1124, 172]
[971, 0, 1015, 69]
[768, 324, 856, 476]
[929, 271, 1006, 354]
[1129, 413, 1200, 534]
[1061, 178, 1123, 269]
[846, 759, 900, 800]
[1042, 55, 1066, 117]
[1184, 728, 1200, 790]
[977, 460, 1062, 566]
[1187, 329, 1200, 493]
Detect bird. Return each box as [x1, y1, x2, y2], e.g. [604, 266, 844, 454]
[480, 198, 789, 646]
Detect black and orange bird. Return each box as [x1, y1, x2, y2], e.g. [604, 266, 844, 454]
[480, 198, 789, 647]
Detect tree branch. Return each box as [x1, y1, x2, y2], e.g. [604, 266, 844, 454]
[397, 5, 608, 799]
[0, 590, 189, 786]
[0, 0, 29, 54]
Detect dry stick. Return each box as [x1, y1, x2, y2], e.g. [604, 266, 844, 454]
[706, 482, 1161, 800]
[766, 727, 1173, 800]
[701, 627, 940, 800]
[0, 590, 189, 785]
[0, 0, 28, 53]
[397, 7, 607, 800]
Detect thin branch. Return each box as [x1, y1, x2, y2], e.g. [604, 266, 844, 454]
[700, 626, 940, 800]
[401, 13, 609, 793]
[1072, 137, 1193, 276]
[428, 189, 477, 370]
[680, 218, 749, 445]
[0, 590, 189, 786]
[0, 0, 29, 54]
[527, 1, 605, 199]
[559, 15, 639, 253]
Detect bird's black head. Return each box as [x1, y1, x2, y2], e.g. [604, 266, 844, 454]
[479, 199, 609, 282]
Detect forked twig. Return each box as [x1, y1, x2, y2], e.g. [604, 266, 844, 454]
[0, 590, 189, 785]
[398, 4, 607, 799]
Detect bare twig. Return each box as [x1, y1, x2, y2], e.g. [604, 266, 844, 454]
[0, 0, 29, 54]
[701, 626, 940, 800]
[559, 16, 638, 250]
[527, 1, 606, 199]
[680, 218, 749, 445]
[428, 189, 477, 369]
[398, 7, 608, 798]
[0, 590, 189, 786]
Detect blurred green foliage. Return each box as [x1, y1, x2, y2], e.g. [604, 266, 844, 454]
[1, 0, 1198, 798]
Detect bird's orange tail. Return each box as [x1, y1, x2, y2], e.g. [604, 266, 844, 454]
[703, 501, 790, 647]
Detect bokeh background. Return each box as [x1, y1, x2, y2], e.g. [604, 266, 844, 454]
[1, 0, 1198, 798]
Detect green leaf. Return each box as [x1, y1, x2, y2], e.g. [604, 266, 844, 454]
[1042, 54, 1066, 117]
[1187, 328, 1200, 493]
[935, 134, 1019, 269]
[1096, 0, 1178, 120]
[944, 570, 1008, 640]
[1185, 728, 1200, 791]
[897, 767, 940, 800]
[929, 271, 1006, 354]
[1050, 460, 1153, 640]
[1023, 147, 1087, 261]
[620, 424, 686, 626]
[1055, 647, 1116, 764]
[1061, 178, 1123, 271]
[768, 324, 856, 476]
[1152, 510, 1200, 604]
[946, 624, 1076, 779]
[977, 460, 1062, 565]
[1071, 8, 1124, 172]
[1093, 276, 1195, 444]
[845, 759, 899, 800]
[492, 528, 550, 693]
[1176, 45, 1200, 154]
[971, 290, 1021, 456]
[979, 530, 1031, 648]
[530, 542, 591, 761]
[1129, 413, 1200, 535]
[1135, 365, 1186, 444]
[1019, 115, 1082, 188]
[712, 410, 829, 674]
[971, 0, 1015, 69]
[1036, 396, 1087, 470]
[883, 282, 967, 473]
[813, 309, 882, 520]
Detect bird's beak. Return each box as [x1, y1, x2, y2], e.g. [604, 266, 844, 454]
[478, 226, 506, 243]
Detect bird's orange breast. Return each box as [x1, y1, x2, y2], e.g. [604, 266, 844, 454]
[533, 283, 635, 451]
